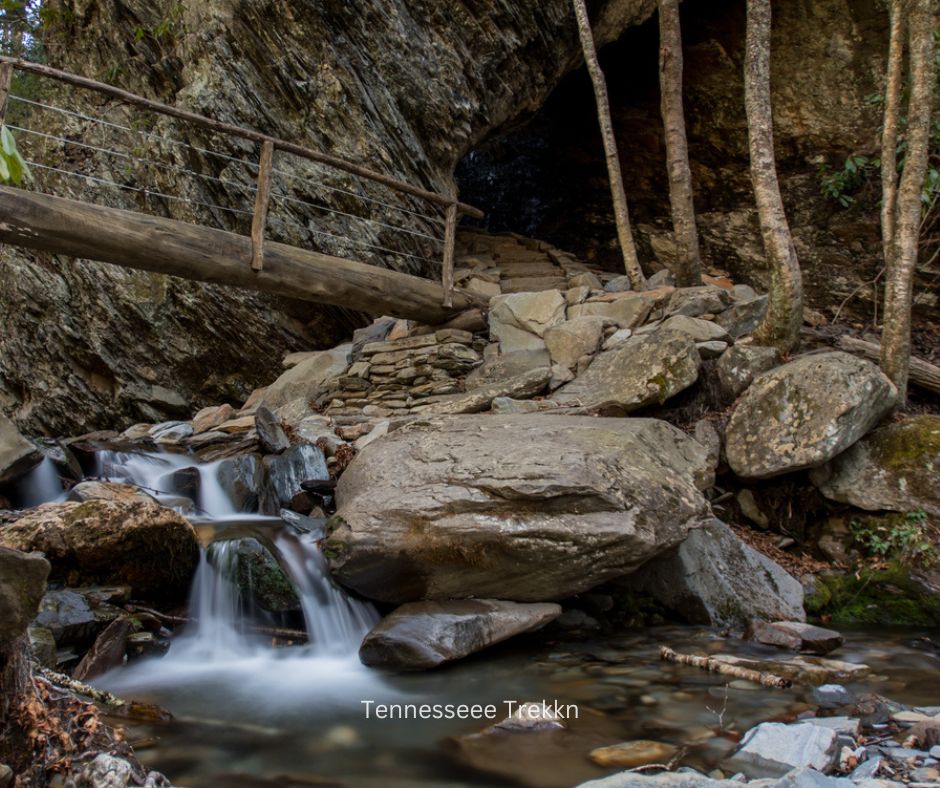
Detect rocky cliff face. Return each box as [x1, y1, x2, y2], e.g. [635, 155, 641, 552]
[0, 0, 654, 435]
[459, 0, 931, 324]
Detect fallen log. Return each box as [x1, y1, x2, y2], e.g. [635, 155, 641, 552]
[836, 335, 940, 396]
[34, 665, 129, 707]
[125, 604, 307, 642]
[0, 186, 487, 323]
[659, 646, 791, 689]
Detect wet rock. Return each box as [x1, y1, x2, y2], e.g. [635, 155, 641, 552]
[0, 546, 50, 648]
[0, 500, 199, 603]
[73, 616, 132, 680]
[726, 722, 840, 778]
[261, 345, 351, 412]
[589, 741, 678, 768]
[328, 415, 712, 603]
[810, 415, 940, 517]
[33, 588, 122, 647]
[0, 413, 42, 484]
[68, 481, 155, 505]
[216, 454, 271, 513]
[255, 406, 290, 454]
[812, 685, 857, 710]
[38, 440, 84, 483]
[716, 345, 782, 401]
[359, 599, 561, 670]
[149, 421, 193, 444]
[554, 330, 701, 414]
[233, 539, 300, 613]
[622, 519, 804, 628]
[726, 353, 897, 480]
[749, 621, 844, 655]
[544, 316, 605, 369]
[28, 625, 57, 667]
[265, 444, 329, 508]
[168, 466, 201, 502]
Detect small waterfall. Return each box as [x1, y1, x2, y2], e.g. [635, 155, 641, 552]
[16, 456, 64, 507]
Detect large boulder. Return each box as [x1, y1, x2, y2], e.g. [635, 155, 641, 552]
[0, 413, 42, 485]
[0, 546, 50, 649]
[0, 499, 199, 603]
[726, 352, 896, 480]
[260, 344, 351, 413]
[489, 290, 567, 353]
[327, 415, 712, 603]
[621, 519, 805, 628]
[810, 415, 940, 516]
[359, 599, 561, 670]
[553, 330, 701, 414]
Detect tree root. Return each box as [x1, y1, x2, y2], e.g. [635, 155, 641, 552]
[659, 646, 791, 689]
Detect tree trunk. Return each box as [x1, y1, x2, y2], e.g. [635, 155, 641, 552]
[880, 0, 935, 403]
[658, 0, 702, 288]
[880, 0, 905, 269]
[744, 0, 803, 352]
[572, 0, 646, 289]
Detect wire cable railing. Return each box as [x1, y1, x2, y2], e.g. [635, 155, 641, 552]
[0, 56, 481, 305]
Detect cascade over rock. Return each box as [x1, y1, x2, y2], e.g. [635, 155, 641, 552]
[326, 414, 712, 603]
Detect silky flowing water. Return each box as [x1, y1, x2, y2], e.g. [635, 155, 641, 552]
[14, 449, 940, 787]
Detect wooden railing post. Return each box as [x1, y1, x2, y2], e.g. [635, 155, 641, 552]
[441, 202, 458, 307]
[250, 139, 274, 272]
[0, 62, 13, 127]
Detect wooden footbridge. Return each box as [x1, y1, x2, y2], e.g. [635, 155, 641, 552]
[0, 57, 487, 323]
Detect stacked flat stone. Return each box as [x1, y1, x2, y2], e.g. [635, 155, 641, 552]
[321, 330, 485, 418]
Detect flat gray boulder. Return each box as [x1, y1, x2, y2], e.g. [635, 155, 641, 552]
[554, 330, 701, 414]
[621, 519, 804, 628]
[261, 345, 350, 413]
[0, 413, 42, 484]
[359, 599, 561, 670]
[725, 722, 840, 779]
[810, 415, 940, 516]
[726, 352, 896, 479]
[327, 415, 712, 603]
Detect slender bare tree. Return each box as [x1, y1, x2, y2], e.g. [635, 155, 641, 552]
[572, 0, 646, 289]
[880, 0, 936, 402]
[880, 0, 905, 268]
[744, 0, 803, 352]
[658, 0, 702, 288]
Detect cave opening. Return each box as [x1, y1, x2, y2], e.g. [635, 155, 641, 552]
[455, 0, 748, 276]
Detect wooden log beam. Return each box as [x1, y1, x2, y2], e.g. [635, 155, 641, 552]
[441, 202, 458, 307]
[836, 335, 940, 396]
[0, 186, 486, 323]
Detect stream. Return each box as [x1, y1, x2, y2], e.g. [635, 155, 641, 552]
[13, 451, 940, 787]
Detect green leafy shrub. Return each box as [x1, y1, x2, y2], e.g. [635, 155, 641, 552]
[0, 125, 31, 185]
[848, 510, 937, 567]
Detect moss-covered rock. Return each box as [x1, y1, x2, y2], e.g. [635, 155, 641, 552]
[232, 539, 300, 614]
[805, 564, 940, 627]
[811, 415, 940, 516]
[0, 499, 199, 604]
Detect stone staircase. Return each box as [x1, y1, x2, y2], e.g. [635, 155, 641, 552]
[454, 230, 604, 297]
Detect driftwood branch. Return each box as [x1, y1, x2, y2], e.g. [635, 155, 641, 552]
[34, 665, 128, 707]
[836, 335, 940, 395]
[659, 646, 791, 689]
[125, 605, 307, 642]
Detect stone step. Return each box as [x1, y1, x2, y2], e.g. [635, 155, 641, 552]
[500, 276, 568, 293]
